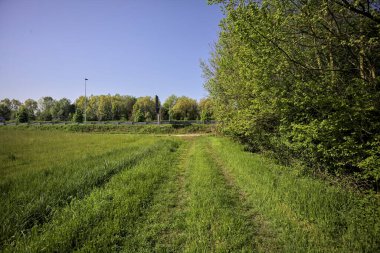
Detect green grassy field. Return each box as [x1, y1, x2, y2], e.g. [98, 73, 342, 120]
[0, 128, 379, 252]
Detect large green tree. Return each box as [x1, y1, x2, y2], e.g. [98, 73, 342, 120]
[199, 97, 214, 122]
[5, 99, 21, 120]
[162, 95, 178, 120]
[37, 97, 54, 121]
[97, 95, 113, 121]
[51, 98, 73, 121]
[74, 96, 86, 121]
[205, 0, 380, 186]
[24, 99, 38, 120]
[10, 99, 21, 112]
[16, 106, 29, 123]
[0, 99, 11, 120]
[171, 96, 198, 120]
[132, 96, 156, 122]
[111, 95, 136, 120]
[87, 96, 99, 121]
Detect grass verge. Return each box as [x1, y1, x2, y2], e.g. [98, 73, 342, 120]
[209, 136, 380, 252]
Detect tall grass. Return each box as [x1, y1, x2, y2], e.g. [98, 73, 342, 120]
[209, 137, 380, 252]
[4, 139, 182, 252]
[0, 129, 174, 249]
[1, 129, 378, 252]
[0, 128, 140, 178]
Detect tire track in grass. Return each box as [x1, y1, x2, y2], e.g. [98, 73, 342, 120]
[181, 137, 257, 252]
[74, 139, 184, 252]
[207, 137, 320, 252]
[120, 137, 194, 252]
[205, 139, 281, 253]
[3, 139, 182, 253]
[121, 136, 262, 252]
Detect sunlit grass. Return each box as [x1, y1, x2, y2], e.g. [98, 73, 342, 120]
[1, 129, 378, 252]
[209, 137, 380, 252]
[0, 128, 140, 178]
[5, 139, 182, 252]
[0, 128, 177, 249]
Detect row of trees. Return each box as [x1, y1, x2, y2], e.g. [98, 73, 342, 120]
[0, 97, 74, 122]
[0, 95, 214, 123]
[205, 0, 380, 187]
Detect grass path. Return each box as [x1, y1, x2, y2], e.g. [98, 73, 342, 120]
[120, 137, 192, 252]
[205, 141, 280, 252]
[180, 137, 257, 252]
[120, 137, 262, 252]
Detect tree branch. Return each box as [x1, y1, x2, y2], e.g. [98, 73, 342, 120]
[335, 0, 380, 23]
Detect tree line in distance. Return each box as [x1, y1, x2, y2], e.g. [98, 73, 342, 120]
[0, 95, 214, 123]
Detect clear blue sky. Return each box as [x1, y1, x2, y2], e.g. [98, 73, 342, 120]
[0, 0, 223, 103]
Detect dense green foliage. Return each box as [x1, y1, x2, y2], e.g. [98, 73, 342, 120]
[199, 97, 214, 121]
[1, 94, 214, 122]
[1, 130, 378, 252]
[205, 0, 380, 188]
[161, 94, 178, 120]
[0, 99, 21, 120]
[0, 104, 11, 121]
[171, 96, 199, 120]
[72, 108, 84, 123]
[132, 96, 157, 122]
[15, 106, 29, 123]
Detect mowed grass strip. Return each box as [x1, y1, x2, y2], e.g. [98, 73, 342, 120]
[4, 139, 182, 253]
[206, 141, 280, 253]
[182, 137, 256, 252]
[120, 137, 259, 252]
[120, 138, 193, 252]
[0, 130, 162, 248]
[209, 137, 380, 252]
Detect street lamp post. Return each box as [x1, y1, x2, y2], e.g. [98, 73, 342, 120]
[84, 78, 88, 123]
